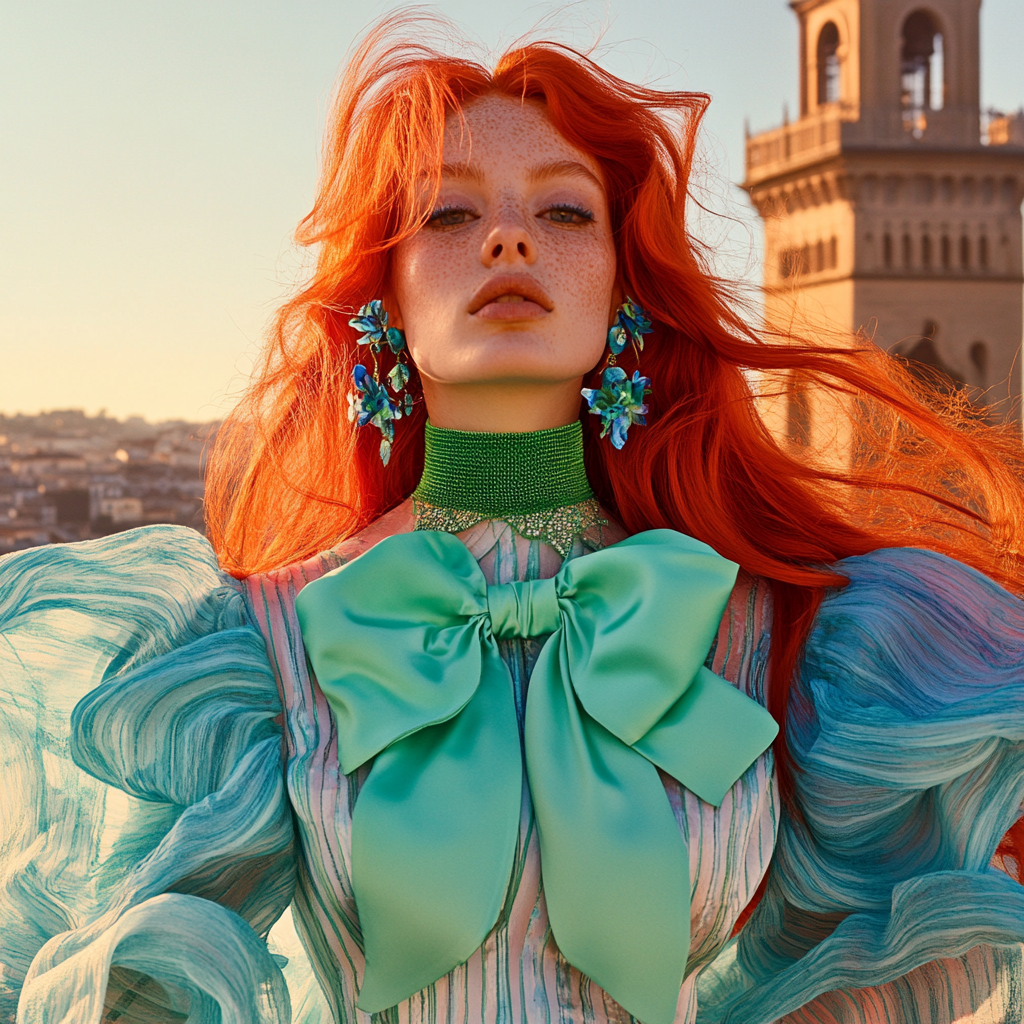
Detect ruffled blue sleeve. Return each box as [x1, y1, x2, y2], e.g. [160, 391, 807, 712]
[698, 547, 1024, 1023]
[0, 525, 297, 1023]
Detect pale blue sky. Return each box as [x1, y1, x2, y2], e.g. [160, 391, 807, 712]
[1, 1, 1021, 421]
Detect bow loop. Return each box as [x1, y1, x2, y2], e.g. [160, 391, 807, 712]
[295, 530, 491, 774]
[559, 530, 740, 746]
[487, 578, 560, 639]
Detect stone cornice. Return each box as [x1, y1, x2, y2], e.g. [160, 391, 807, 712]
[764, 273, 1024, 294]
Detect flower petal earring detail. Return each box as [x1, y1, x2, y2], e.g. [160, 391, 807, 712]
[582, 297, 653, 450]
[347, 300, 414, 465]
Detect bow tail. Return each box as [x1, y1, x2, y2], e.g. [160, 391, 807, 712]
[352, 648, 522, 1013]
[524, 643, 691, 1024]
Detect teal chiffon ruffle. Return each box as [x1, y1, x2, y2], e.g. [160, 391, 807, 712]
[0, 526, 299, 1023]
[3, 528, 1024, 1022]
[697, 548, 1024, 1022]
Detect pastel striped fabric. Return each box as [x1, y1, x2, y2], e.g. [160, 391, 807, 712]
[2, 521, 1024, 1024]
[244, 519, 777, 1024]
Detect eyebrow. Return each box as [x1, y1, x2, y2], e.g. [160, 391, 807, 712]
[527, 160, 604, 190]
[438, 159, 603, 190]
[439, 162, 485, 183]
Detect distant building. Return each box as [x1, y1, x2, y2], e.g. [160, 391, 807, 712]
[0, 411, 213, 557]
[745, 0, 1024, 446]
[54, 488, 90, 524]
[97, 497, 144, 523]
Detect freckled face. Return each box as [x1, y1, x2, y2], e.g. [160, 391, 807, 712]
[389, 93, 618, 387]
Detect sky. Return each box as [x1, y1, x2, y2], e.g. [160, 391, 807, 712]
[1, 0, 1022, 422]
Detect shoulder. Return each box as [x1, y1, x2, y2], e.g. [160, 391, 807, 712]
[804, 546, 1024, 716]
[242, 500, 418, 599]
[325, 499, 418, 566]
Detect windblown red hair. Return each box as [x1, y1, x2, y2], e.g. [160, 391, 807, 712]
[204, 14, 1024, 828]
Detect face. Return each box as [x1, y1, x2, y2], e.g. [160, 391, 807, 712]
[389, 93, 619, 392]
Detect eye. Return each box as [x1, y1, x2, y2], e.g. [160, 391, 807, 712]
[541, 204, 595, 226]
[427, 205, 477, 229]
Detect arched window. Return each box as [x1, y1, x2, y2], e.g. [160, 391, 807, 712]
[902, 233, 913, 268]
[960, 235, 970, 268]
[979, 236, 989, 269]
[941, 235, 951, 269]
[883, 233, 894, 268]
[817, 22, 841, 105]
[901, 10, 944, 137]
[921, 234, 932, 268]
[828, 236, 838, 269]
[814, 239, 825, 272]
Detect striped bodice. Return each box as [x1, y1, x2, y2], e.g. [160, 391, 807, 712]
[243, 518, 779, 1024]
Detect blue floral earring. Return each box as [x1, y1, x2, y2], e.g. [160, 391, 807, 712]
[581, 297, 654, 449]
[347, 300, 414, 465]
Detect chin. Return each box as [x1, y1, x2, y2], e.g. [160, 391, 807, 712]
[437, 337, 598, 382]
[446, 356, 588, 385]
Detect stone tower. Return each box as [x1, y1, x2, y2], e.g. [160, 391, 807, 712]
[745, 0, 1024, 437]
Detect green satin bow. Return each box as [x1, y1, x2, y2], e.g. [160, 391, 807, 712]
[295, 528, 778, 1024]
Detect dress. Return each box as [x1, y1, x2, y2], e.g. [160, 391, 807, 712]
[4, 500, 1024, 1023]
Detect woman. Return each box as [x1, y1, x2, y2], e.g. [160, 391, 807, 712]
[5, 14, 1024, 1024]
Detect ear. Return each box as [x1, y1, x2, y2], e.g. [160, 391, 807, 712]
[382, 287, 405, 332]
[608, 281, 624, 327]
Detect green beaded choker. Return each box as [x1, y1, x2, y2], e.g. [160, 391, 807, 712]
[412, 421, 605, 555]
[414, 421, 592, 514]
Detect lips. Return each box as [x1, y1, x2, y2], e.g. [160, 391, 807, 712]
[468, 275, 553, 320]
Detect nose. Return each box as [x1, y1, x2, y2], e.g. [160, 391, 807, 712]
[481, 217, 536, 267]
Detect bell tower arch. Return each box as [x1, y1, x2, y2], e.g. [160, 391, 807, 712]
[797, 0, 860, 116]
[815, 21, 842, 107]
[747, 0, 1024, 441]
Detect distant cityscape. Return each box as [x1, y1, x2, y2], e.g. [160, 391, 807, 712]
[0, 410, 215, 557]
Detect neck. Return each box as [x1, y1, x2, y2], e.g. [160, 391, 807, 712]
[413, 420, 593, 516]
[419, 378, 585, 432]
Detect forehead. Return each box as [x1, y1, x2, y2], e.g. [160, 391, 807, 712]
[441, 93, 602, 178]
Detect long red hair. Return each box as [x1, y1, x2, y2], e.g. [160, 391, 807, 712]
[205, 14, 1024, 811]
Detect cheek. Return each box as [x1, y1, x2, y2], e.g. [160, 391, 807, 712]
[391, 235, 480, 340]
[552, 234, 617, 325]
[583, 245, 617, 305]
[391, 238, 470, 377]
[392, 242, 444, 316]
